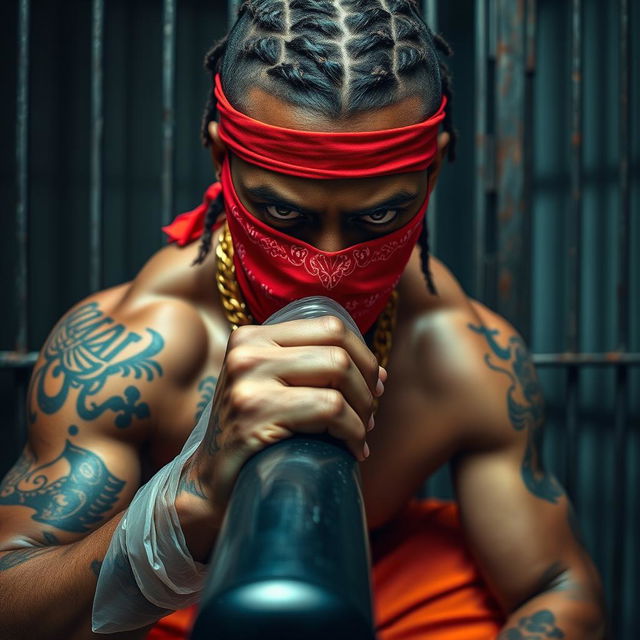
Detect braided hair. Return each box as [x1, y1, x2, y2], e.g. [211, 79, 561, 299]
[194, 0, 457, 296]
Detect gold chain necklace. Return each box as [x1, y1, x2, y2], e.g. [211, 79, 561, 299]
[215, 222, 397, 368]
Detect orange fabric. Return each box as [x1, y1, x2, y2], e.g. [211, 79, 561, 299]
[147, 500, 503, 640]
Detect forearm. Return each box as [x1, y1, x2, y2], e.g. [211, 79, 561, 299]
[498, 574, 606, 640]
[0, 513, 146, 640]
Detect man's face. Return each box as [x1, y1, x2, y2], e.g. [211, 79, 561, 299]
[211, 87, 447, 251]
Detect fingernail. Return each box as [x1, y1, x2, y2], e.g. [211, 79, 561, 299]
[375, 379, 385, 396]
[378, 366, 388, 382]
[363, 442, 370, 459]
[368, 414, 375, 431]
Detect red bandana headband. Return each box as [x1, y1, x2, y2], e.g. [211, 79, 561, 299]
[214, 73, 447, 179]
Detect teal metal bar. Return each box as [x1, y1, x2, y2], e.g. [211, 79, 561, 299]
[90, 0, 104, 292]
[161, 0, 177, 227]
[16, 0, 30, 355]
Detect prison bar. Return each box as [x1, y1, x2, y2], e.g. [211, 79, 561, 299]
[473, 0, 488, 301]
[90, 0, 104, 292]
[611, 0, 632, 629]
[161, 0, 177, 228]
[3, 349, 639, 370]
[495, 0, 530, 339]
[563, 0, 583, 504]
[423, 0, 438, 254]
[15, 0, 30, 356]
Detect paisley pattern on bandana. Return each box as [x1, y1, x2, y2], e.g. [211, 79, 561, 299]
[222, 158, 429, 334]
[230, 204, 421, 291]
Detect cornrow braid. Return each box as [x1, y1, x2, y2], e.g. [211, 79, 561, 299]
[195, 0, 457, 299]
[191, 192, 225, 266]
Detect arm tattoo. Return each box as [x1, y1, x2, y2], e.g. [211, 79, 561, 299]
[205, 411, 223, 456]
[0, 442, 125, 532]
[468, 323, 564, 504]
[194, 376, 217, 423]
[0, 532, 61, 572]
[177, 474, 208, 500]
[28, 302, 164, 429]
[499, 609, 565, 639]
[91, 560, 102, 577]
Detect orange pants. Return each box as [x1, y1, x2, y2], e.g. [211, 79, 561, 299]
[147, 500, 504, 640]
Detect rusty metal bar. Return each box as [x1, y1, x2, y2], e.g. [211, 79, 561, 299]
[474, 0, 488, 300]
[16, 0, 30, 355]
[533, 352, 640, 367]
[611, 0, 631, 631]
[423, 0, 439, 254]
[494, 0, 530, 338]
[2, 350, 637, 369]
[563, 0, 583, 506]
[90, 0, 104, 292]
[161, 0, 176, 227]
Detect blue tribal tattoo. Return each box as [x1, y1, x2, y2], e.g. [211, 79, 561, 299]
[469, 323, 564, 504]
[29, 302, 164, 429]
[0, 442, 125, 532]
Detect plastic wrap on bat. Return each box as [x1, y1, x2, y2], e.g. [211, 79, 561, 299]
[190, 297, 376, 640]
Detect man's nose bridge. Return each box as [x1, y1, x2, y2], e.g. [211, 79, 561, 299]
[310, 213, 347, 252]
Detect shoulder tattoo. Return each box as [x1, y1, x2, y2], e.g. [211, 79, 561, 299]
[0, 441, 125, 533]
[28, 302, 165, 429]
[468, 323, 564, 504]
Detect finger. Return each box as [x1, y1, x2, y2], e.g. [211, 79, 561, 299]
[262, 386, 369, 461]
[242, 345, 375, 428]
[232, 316, 381, 397]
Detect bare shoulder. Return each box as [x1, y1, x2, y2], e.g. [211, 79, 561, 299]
[398, 252, 536, 451]
[28, 241, 221, 446]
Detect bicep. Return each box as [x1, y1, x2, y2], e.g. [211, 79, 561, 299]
[0, 296, 168, 548]
[451, 315, 586, 612]
[453, 443, 578, 611]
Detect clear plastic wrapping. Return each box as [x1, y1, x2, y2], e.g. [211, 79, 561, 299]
[91, 401, 212, 633]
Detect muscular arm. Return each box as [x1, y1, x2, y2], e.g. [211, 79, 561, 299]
[0, 293, 208, 639]
[448, 312, 606, 639]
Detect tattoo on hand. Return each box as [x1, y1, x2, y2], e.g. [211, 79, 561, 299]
[469, 324, 564, 504]
[0, 532, 61, 572]
[195, 376, 217, 423]
[499, 609, 565, 639]
[0, 442, 125, 532]
[29, 302, 164, 429]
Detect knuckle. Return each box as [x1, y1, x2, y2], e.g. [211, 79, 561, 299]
[227, 381, 259, 413]
[227, 324, 256, 348]
[328, 346, 351, 375]
[225, 345, 257, 376]
[320, 315, 347, 342]
[321, 388, 345, 420]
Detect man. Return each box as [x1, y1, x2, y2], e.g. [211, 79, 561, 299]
[0, 1, 605, 639]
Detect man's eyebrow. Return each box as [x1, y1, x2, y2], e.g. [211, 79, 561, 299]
[244, 185, 418, 216]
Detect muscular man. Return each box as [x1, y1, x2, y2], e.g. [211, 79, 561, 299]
[0, 2, 605, 639]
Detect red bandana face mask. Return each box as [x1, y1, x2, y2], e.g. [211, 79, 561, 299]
[163, 74, 447, 334]
[221, 158, 428, 334]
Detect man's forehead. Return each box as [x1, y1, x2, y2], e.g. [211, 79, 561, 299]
[244, 86, 427, 132]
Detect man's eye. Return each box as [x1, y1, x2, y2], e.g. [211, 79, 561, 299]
[360, 209, 399, 225]
[265, 205, 303, 221]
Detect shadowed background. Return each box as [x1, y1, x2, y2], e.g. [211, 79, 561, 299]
[0, 0, 638, 637]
